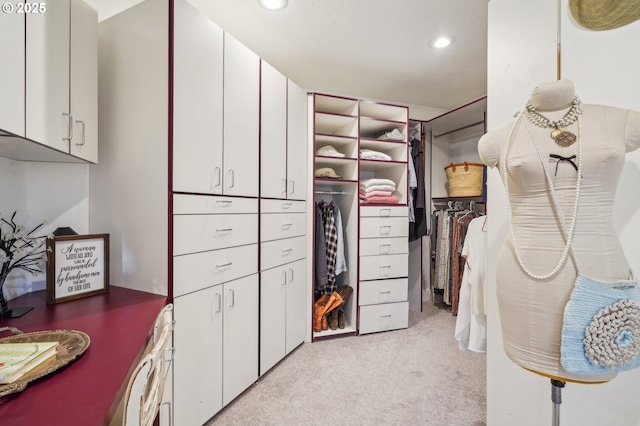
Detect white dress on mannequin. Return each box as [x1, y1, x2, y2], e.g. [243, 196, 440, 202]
[478, 79, 640, 382]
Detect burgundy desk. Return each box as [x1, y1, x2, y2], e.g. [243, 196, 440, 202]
[0, 287, 167, 426]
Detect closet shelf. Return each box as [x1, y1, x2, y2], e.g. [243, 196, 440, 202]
[315, 156, 358, 164]
[315, 94, 358, 116]
[359, 159, 407, 172]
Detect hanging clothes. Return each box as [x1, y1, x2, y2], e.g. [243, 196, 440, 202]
[454, 215, 487, 352]
[409, 137, 427, 241]
[315, 200, 347, 296]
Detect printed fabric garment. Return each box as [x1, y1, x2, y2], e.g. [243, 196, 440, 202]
[322, 203, 338, 294]
[360, 149, 392, 161]
[451, 212, 475, 315]
[407, 144, 418, 223]
[332, 201, 347, 276]
[314, 202, 329, 295]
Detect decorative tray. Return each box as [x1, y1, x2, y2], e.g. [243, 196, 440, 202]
[0, 326, 90, 397]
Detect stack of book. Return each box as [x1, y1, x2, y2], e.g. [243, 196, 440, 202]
[0, 341, 58, 384]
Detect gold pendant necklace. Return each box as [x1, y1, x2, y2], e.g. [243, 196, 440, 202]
[550, 128, 577, 147]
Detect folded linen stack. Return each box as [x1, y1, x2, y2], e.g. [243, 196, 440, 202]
[359, 178, 400, 204]
[360, 149, 391, 161]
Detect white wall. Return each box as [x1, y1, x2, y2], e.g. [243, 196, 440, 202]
[0, 157, 89, 300]
[487, 1, 640, 425]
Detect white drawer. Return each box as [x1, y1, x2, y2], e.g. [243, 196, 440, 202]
[260, 212, 306, 242]
[360, 206, 407, 218]
[261, 199, 306, 213]
[173, 243, 258, 297]
[359, 237, 408, 256]
[359, 278, 408, 306]
[359, 253, 408, 281]
[261, 235, 306, 270]
[359, 216, 408, 239]
[173, 194, 257, 214]
[359, 302, 409, 335]
[173, 213, 258, 255]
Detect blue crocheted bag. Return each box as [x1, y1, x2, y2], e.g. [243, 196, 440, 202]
[561, 274, 640, 375]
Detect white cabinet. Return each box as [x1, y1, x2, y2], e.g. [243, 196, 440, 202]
[260, 258, 306, 375]
[172, 0, 224, 194]
[260, 61, 308, 200]
[287, 80, 308, 200]
[223, 33, 260, 197]
[26, 0, 97, 162]
[0, 8, 25, 137]
[259, 199, 306, 373]
[173, 274, 258, 425]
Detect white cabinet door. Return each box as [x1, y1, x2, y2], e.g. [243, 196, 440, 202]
[173, 0, 224, 194]
[0, 9, 25, 136]
[223, 33, 259, 197]
[260, 60, 287, 199]
[260, 266, 287, 375]
[69, 0, 98, 162]
[287, 80, 308, 201]
[285, 258, 306, 354]
[26, 0, 70, 152]
[223, 274, 258, 405]
[173, 285, 223, 426]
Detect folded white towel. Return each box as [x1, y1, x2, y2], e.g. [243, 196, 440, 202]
[360, 178, 396, 189]
[360, 149, 392, 161]
[360, 184, 396, 193]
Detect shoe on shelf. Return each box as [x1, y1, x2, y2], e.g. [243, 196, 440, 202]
[314, 292, 341, 332]
[313, 294, 330, 332]
[338, 308, 346, 329]
[328, 308, 339, 330]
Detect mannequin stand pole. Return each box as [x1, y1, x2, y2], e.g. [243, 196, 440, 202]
[551, 379, 566, 426]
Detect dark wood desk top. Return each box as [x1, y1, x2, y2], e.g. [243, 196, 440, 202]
[0, 287, 167, 426]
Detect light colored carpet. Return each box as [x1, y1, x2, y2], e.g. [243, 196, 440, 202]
[208, 303, 486, 426]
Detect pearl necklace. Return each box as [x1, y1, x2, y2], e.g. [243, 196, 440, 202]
[523, 96, 583, 148]
[502, 113, 583, 280]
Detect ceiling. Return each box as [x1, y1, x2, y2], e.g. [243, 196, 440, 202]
[96, 0, 489, 120]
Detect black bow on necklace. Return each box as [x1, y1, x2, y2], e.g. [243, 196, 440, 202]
[549, 154, 578, 176]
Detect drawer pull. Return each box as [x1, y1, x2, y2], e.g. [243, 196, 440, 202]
[380, 314, 392, 318]
[215, 199, 233, 205]
[379, 290, 391, 294]
[281, 223, 293, 230]
[281, 202, 293, 209]
[215, 228, 233, 234]
[379, 225, 391, 235]
[379, 244, 391, 255]
[281, 248, 293, 257]
[216, 262, 233, 270]
[379, 209, 391, 217]
[379, 265, 391, 276]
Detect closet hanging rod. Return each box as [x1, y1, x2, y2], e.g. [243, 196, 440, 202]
[315, 190, 348, 195]
[433, 120, 485, 138]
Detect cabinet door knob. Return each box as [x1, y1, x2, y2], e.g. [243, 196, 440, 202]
[75, 120, 86, 146]
[228, 289, 235, 307]
[215, 293, 222, 313]
[63, 113, 73, 142]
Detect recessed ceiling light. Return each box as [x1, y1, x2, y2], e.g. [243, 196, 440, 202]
[430, 36, 455, 49]
[258, 0, 288, 11]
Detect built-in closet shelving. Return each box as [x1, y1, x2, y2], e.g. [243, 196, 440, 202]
[313, 94, 359, 339]
[312, 94, 410, 339]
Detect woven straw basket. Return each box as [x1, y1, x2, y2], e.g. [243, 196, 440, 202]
[444, 162, 484, 197]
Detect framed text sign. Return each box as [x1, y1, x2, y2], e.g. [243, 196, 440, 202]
[46, 234, 110, 304]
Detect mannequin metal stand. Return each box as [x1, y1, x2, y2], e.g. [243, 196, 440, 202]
[551, 379, 566, 426]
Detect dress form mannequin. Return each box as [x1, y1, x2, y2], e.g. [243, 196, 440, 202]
[478, 79, 640, 383]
